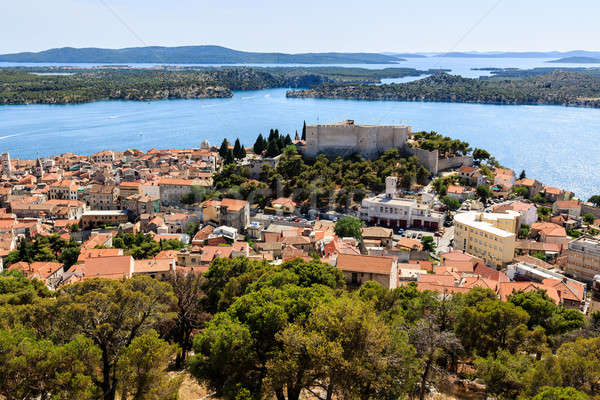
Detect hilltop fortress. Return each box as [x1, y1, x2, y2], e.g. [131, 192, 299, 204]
[304, 120, 472, 174]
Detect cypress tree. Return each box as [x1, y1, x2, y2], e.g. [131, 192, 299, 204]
[253, 134, 265, 155]
[266, 140, 280, 158]
[268, 129, 276, 142]
[224, 148, 235, 165]
[301, 120, 307, 140]
[284, 134, 293, 147]
[233, 138, 243, 159]
[218, 139, 230, 159]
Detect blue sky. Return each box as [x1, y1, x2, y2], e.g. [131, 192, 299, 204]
[2, 0, 599, 54]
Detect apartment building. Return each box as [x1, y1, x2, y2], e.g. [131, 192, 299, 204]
[88, 184, 119, 210]
[81, 210, 129, 229]
[158, 178, 200, 206]
[91, 150, 115, 164]
[453, 210, 519, 267]
[566, 237, 600, 282]
[49, 180, 80, 200]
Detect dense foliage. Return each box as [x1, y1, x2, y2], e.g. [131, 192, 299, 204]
[0, 66, 439, 105]
[4, 234, 81, 268]
[287, 71, 600, 108]
[214, 146, 429, 209]
[111, 232, 183, 259]
[0, 258, 596, 400]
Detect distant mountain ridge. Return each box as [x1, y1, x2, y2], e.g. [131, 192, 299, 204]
[0, 45, 404, 64]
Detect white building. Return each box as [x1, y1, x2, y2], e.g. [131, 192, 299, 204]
[360, 177, 444, 230]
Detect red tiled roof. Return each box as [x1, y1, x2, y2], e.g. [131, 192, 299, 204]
[336, 254, 394, 275]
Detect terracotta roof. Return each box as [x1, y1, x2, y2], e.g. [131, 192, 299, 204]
[458, 165, 476, 174]
[134, 258, 174, 274]
[77, 255, 133, 280]
[394, 237, 423, 250]
[462, 276, 498, 290]
[77, 248, 123, 262]
[474, 263, 510, 282]
[220, 198, 248, 212]
[158, 178, 195, 186]
[9, 261, 62, 280]
[515, 178, 538, 187]
[281, 235, 311, 246]
[272, 197, 297, 207]
[414, 282, 471, 294]
[336, 254, 394, 275]
[554, 200, 581, 209]
[532, 222, 566, 237]
[498, 281, 560, 304]
[362, 226, 393, 238]
[418, 273, 456, 286]
[544, 186, 563, 195]
[282, 245, 310, 262]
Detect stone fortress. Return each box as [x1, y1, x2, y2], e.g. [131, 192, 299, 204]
[303, 120, 472, 174]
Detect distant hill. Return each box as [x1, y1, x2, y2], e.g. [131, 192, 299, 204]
[548, 56, 600, 64]
[436, 50, 600, 58]
[0, 45, 404, 64]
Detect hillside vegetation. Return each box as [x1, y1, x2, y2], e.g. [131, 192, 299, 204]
[0, 66, 434, 104]
[287, 70, 600, 108]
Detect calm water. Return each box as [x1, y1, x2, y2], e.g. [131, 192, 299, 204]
[1, 58, 600, 200]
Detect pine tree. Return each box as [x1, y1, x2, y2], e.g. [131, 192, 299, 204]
[218, 139, 230, 159]
[233, 138, 243, 159]
[301, 120, 307, 141]
[253, 134, 265, 155]
[519, 169, 526, 180]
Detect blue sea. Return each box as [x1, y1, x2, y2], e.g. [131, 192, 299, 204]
[1, 58, 599, 200]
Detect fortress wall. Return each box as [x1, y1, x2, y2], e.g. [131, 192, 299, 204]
[305, 123, 410, 159]
[438, 155, 474, 171]
[406, 147, 439, 174]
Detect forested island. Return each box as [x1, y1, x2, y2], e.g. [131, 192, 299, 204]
[0, 66, 438, 104]
[286, 70, 600, 108]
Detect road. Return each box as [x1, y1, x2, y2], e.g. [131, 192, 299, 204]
[436, 225, 454, 254]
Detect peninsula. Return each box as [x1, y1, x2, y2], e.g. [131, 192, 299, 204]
[286, 70, 600, 108]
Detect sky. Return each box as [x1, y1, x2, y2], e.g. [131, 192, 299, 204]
[1, 0, 599, 54]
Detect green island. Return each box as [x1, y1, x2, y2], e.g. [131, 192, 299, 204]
[286, 70, 600, 108]
[0, 66, 443, 104]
